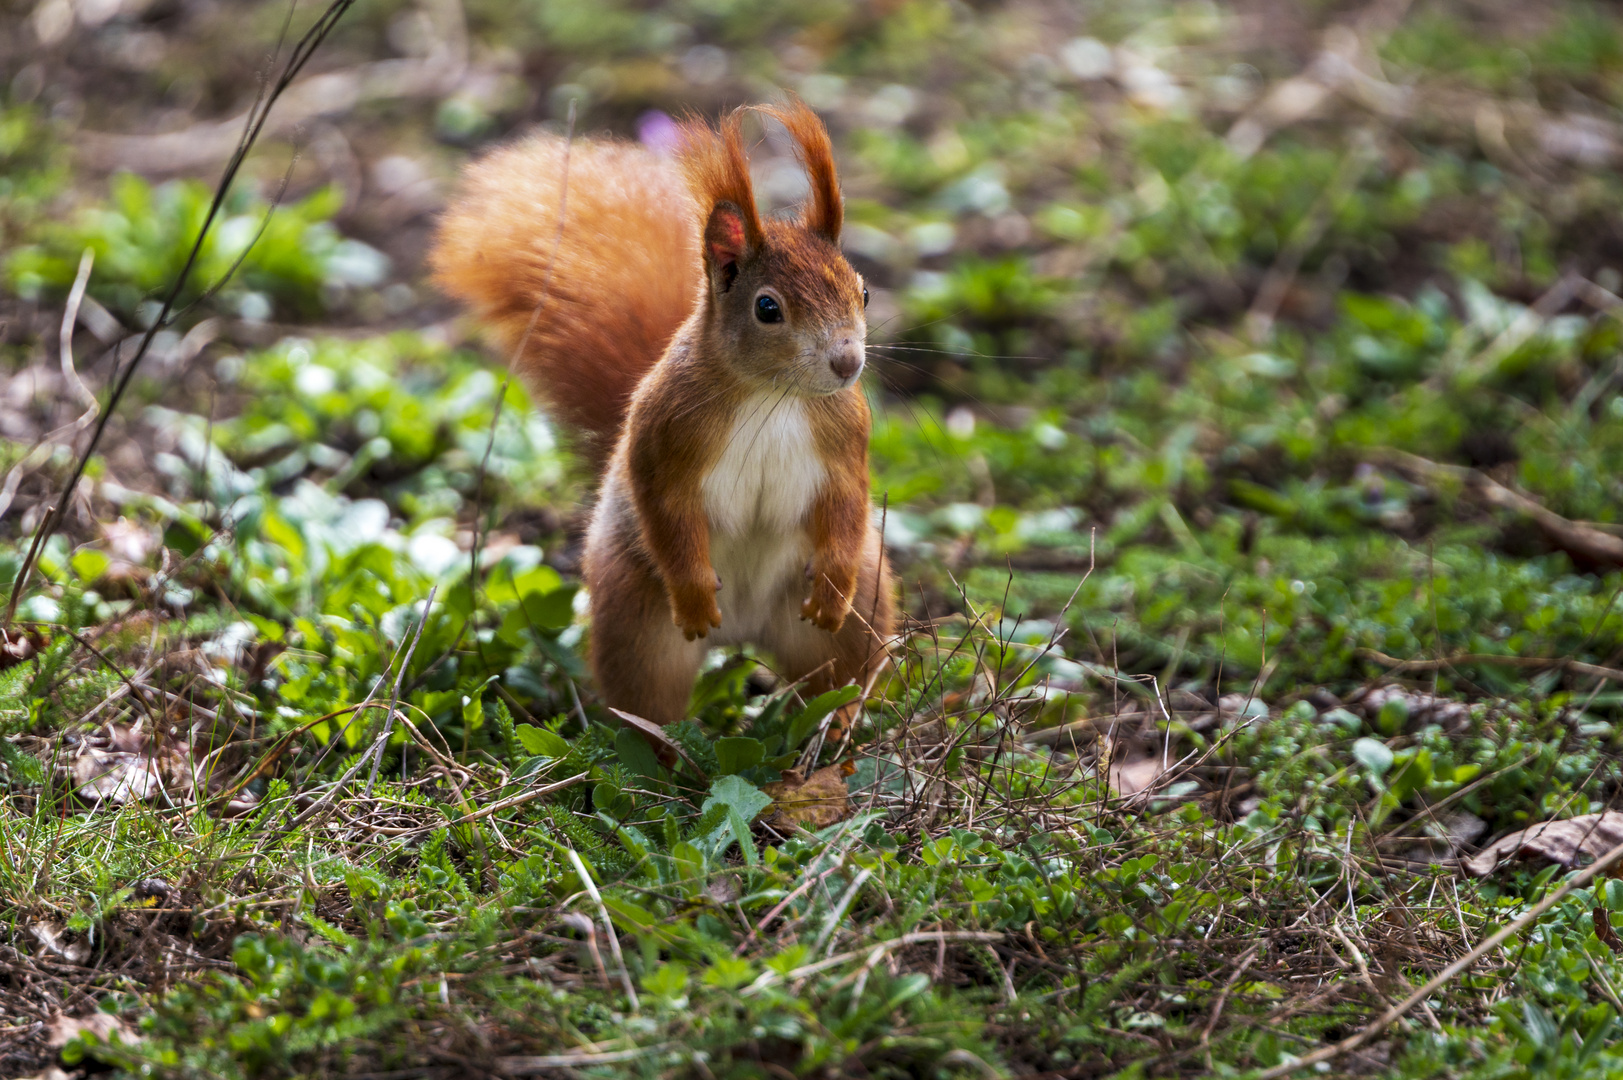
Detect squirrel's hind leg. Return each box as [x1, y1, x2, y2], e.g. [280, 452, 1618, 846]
[588, 556, 706, 746]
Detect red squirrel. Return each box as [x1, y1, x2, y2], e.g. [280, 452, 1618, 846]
[429, 101, 896, 732]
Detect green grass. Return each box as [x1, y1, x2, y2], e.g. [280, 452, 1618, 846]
[8, 0, 1623, 1076]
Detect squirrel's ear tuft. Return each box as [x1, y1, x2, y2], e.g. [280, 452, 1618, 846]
[680, 108, 763, 280]
[758, 97, 841, 243]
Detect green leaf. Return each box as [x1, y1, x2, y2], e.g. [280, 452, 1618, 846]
[1352, 737, 1393, 778]
[1387, 747, 1432, 801]
[702, 775, 772, 849]
[747, 686, 798, 747]
[615, 727, 663, 780]
[715, 737, 764, 776]
[882, 972, 931, 1012]
[1376, 696, 1409, 735]
[0, 741, 44, 785]
[515, 723, 570, 758]
[301, 911, 357, 950]
[785, 684, 862, 751]
[729, 806, 759, 865]
[500, 585, 577, 641]
[642, 962, 689, 997]
[517, 580, 577, 631]
[593, 781, 632, 820]
[162, 516, 210, 558]
[70, 549, 110, 582]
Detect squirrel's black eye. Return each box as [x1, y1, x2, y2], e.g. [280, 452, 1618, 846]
[755, 294, 783, 323]
[862, 287, 870, 308]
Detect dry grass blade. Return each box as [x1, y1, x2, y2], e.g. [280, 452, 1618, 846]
[565, 849, 639, 1013]
[495, 1044, 673, 1075]
[1360, 648, 1623, 685]
[1255, 836, 1623, 1079]
[364, 585, 437, 797]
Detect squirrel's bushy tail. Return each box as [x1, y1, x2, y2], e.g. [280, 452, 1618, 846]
[429, 134, 700, 458]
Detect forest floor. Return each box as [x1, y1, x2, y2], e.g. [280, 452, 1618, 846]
[7, 0, 1623, 1076]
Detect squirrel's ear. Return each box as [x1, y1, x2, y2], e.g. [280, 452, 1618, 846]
[703, 201, 753, 291]
[680, 108, 765, 294]
[757, 98, 841, 243]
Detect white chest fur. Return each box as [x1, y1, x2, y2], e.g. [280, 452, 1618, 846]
[702, 391, 825, 637]
[702, 391, 824, 537]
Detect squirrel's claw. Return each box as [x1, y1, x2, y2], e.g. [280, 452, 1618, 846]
[671, 578, 723, 641]
[802, 562, 855, 632]
[801, 591, 850, 633]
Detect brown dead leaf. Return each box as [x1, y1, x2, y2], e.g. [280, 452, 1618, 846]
[101, 516, 156, 565]
[71, 730, 197, 805]
[1356, 684, 1472, 734]
[47, 1010, 132, 1048]
[1110, 753, 1166, 797]
[762, 763, 850, 829]
[609, 709, 708, 781]
[30, 922, 89, 965]
[705, 874, 741, 904]
[0, 626, 44, 671]
[1460, 812, 1623, 877]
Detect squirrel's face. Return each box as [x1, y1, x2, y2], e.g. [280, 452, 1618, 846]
[701, 207, 867, 397]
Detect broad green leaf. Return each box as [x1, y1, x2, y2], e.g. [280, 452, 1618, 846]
[1387, 747, 1432, 801]
[614, 727, 663, 780]
[715, 736, 764, 776]
[515, 724, 570, 758]
[70, 549, 110, 582]
[703, 775, 772, 832]
[1352, 737, 1393, 778]
[785, 684, 862, 751]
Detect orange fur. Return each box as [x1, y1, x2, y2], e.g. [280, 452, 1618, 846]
[760, 98, 843, 242]
[429, 134, 700, 460]
[678, 109, 764, 254]
[430, 105, 896, 739]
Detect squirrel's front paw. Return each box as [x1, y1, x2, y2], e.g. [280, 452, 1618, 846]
[800, 566, 854, 633]
[670, 578, 723, 641]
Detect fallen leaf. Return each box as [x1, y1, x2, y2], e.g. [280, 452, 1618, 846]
[101, 516, 157, 565]
[609, 709, 708, 781]
[47, 1011, 131, 1048]
[134, 877, 176, 905]
[70, 736, 197, 805]
[0, 626, 43, 671]
[30, 922, 89, 965]
[1460, 812, 1623, 877]
[1355, 685, 1472, 734]
[1384, 810, 1488, 866]
[1110, 753, 1166, 797]
[762, 763, 850, 829]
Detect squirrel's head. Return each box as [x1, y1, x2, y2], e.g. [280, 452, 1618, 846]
[680, 100, 867, 396]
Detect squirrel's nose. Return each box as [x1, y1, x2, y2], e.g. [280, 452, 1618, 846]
[829, 339, 864, 381]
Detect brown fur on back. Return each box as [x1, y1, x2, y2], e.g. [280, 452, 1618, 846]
[429, 135, 700, 458]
